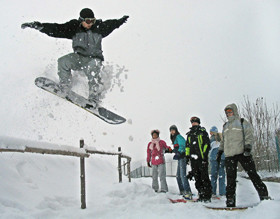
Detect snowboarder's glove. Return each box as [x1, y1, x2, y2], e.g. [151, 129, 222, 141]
[21, 21, 43, 30]
[187, 171, 194, 181]
[147, 162, 151, 168]
[216, 150, 223, 163]
[186, 155, 190, 165]
[244, 144, 252, 157]
[119, 15, 129, 24]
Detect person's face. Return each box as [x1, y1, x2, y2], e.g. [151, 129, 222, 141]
[152, 133, 159, 139]
[191, 122, 199, 127]
[81, 21, 94, 29]
[225, 109, 234, 117]
[210, 131, 214, 136]
[170, 130, 176, 136]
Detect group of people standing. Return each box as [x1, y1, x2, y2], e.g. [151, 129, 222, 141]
[146, 103, 270, 207]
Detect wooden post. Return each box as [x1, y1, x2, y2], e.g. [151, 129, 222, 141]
[118, 147, 122, 183]
[127, 158, 131, 182]
[80, 139, 86, 209]
[123, 161, 126, 175]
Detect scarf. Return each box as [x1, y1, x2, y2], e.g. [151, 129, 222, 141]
[149, 137, 160, 151]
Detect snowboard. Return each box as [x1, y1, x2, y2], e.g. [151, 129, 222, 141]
[35, 77, 126, 125]
[168, 198, 198, 203]
[204, 203, 259, 211]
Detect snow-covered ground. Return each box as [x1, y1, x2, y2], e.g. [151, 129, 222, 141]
[1, 0, 280, 218]
[1, 145, 279, 219]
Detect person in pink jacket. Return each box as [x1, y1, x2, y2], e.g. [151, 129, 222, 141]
[147, 129, 172, 192]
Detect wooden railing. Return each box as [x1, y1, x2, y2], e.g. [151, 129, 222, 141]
[0, 138, 131, 209]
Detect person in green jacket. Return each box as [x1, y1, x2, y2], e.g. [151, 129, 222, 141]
[185, 117, 212, 202]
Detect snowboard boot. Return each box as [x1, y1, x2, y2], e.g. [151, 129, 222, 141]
[183, 192, 193, 200]
[203, 198, 211, 203]
[58, 82, 71, 96]
[88, 83, 102, 104]
[196, 198, 211, 203]
[260, 196, 271, 201]
[88, 94, 102, 104]
[226, 198, 236, 207]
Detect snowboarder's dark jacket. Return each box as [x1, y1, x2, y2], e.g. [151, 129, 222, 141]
[39, 19, 125, 60]
[185, 126, 210, 160]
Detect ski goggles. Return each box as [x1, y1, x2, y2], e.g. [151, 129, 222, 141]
[225, 109, 234, 114]
[80, 17, 96, 24]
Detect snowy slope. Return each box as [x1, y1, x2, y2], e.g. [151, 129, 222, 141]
[1, 0, 280, 217]
[1, 0, 280, 162]
[1, 138, 280, 218]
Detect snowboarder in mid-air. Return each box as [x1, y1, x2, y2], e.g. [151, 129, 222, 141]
[21, 8, 129, 103]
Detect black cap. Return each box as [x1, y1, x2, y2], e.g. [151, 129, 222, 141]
[80, 8, 95, 19]
[190, 116, 201, 124]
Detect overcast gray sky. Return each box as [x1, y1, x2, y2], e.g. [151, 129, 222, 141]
[0, 0, 279, 161]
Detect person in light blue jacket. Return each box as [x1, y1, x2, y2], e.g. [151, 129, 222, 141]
[170, 125, 192, 200]
[209, 126, 226, 196]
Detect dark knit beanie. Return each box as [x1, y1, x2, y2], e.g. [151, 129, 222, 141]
[80, 8, 95, 19]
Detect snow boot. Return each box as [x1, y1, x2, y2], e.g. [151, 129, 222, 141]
[183, 192, 193, 200]
[260, 196, 271, 201]
[88, 93, 101, 104]
[226, 198, 236, 207]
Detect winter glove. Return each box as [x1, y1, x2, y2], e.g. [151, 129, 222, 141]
[216, 150, 223, 164]
[244, 144, 252, 157]
[187, 171, 194, 181]
[173, 144, 179, 152]
[186, 155, 190, 165]
[21, 21, 43, 30]
[119, 15, 129, 24]
[147, 162, 151, 168]
[165, 147, 173, 153]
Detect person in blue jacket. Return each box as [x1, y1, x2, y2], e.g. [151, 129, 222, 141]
[209, 126, 226, 197]
[170, 125, 192, 200]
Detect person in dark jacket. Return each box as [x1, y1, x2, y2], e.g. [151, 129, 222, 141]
[21, 8, 129, 103]
[185, 116, 212, 202]
[170, 125, 192, 199]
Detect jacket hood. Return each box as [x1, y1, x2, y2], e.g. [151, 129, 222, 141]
[225, 103, 240, 119]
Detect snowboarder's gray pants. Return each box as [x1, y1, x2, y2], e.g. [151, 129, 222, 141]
[152, 163, 168, 192]
[57, 53, 102, 99]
